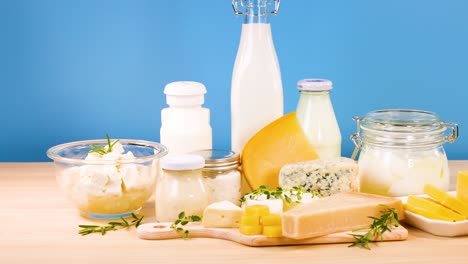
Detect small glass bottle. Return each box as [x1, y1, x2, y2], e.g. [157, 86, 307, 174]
[350, 109, 459, 197]
[155, 154, 209, 222]
[191, 149, 241, 205]
[296, 79, 342, 158]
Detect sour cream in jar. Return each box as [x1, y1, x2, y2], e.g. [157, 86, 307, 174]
[155, 154, 209, 222]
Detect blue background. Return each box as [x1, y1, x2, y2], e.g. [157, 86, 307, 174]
[1, 0, 467, 162]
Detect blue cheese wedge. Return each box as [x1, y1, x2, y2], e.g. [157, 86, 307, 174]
[279, 157, 358, 197]
[202, 201, 243, 228]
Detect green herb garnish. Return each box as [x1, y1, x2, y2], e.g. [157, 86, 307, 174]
[78, 213, 144, 236]
[239, 185, 317, 204]
[170, 211, 202, 239]
[348, 206, 400, 250]
[88, 133, 120, 155]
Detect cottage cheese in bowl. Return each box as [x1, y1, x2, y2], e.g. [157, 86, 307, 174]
[47, 138, 168, 219]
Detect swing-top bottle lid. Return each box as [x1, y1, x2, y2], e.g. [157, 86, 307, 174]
[297, 79, 333, 91]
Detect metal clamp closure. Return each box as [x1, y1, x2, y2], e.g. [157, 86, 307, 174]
[232, 0, 281, 16]
[443, 122, 459, 143]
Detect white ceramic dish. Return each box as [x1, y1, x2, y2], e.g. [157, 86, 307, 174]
[399, 191, 468, 237]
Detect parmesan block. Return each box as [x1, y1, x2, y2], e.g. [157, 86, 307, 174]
[282, 192, 404, 239]
[279, 157, 358, 197]
[202, 201, 242, 228]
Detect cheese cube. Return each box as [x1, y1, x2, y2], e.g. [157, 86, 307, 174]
[241, 215, 260, 226]
[263, 225, 282, 238]
[282, 192, 404, 239]
[239, 225, 262, 235]
[202, 201, 242, 228]
[457, 171, 468, 204]
[261, 214, 281, 226]
[244, 199, 283, 215]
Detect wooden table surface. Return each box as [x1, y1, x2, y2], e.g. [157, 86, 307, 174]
[1, 162, 468, 264]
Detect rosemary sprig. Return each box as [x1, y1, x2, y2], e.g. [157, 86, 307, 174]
[239, 185, 317, 204]
[78, 213, 144, 236]
[88, 133, 120, 155]
[170, 211, 202, 239]
[348, 206, 400, 250]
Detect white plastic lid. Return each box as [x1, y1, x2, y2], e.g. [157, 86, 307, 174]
[297, 79, 333, 91]
[164, 81, 207, 106]
[160, 154, 205, 171]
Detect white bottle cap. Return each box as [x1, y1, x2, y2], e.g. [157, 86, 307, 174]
[160, 154, 205, 171]
[164, 81, 207, 106]
[297, 79, 333, 91]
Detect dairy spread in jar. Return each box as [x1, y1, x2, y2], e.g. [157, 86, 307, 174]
[351, 109, 458, 197]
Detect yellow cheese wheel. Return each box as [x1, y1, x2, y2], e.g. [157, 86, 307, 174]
[242, 112, 319, 190]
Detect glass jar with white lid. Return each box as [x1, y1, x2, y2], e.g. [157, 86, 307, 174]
[155, 154, 209, 222]
[350, 109, 458, 197]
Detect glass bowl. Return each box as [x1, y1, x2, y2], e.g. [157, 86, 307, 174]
[47, 139, 168, 219]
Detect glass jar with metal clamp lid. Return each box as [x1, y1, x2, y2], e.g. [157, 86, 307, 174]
[350, 109, 458, 197]
[191, 149, 242, 205]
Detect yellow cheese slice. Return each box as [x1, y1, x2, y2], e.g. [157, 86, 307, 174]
[423, 184, 468, 217]
[406, 195, 465, 221]
[404, 203, 453, 222]
[242, 112, 319, 189]
[457, 171, 468, 204]
[282, 192, 404, 239]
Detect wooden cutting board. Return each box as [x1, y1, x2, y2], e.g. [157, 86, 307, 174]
[137, 222, 408, 247]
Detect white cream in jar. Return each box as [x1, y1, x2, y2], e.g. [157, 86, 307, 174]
[351, 109, 458, 197]
[155, 154, 209, 222]
[192, 149, 242, 205]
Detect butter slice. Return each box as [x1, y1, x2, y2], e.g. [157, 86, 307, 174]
[457, 171, 468, 205]
[202, 201, 242, 228]
[282, 192, 404, 239]
[424, 184, 468, 217]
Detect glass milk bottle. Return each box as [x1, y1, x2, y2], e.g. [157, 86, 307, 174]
[231, 0, 284, 155]
[160, 81, 212, 155]
[296, 79, 341, 158]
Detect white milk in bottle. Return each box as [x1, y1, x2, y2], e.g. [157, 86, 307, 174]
[296, 79, 341, 158]
[231, 0, 284, 155]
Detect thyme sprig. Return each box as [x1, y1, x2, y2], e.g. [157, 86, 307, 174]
[170, 211, 202, 239]
[88, 133, 120, 155]
[240, 185, 317, 204]
[78, 213, 144, 236]
[348, 206, 400, 250]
